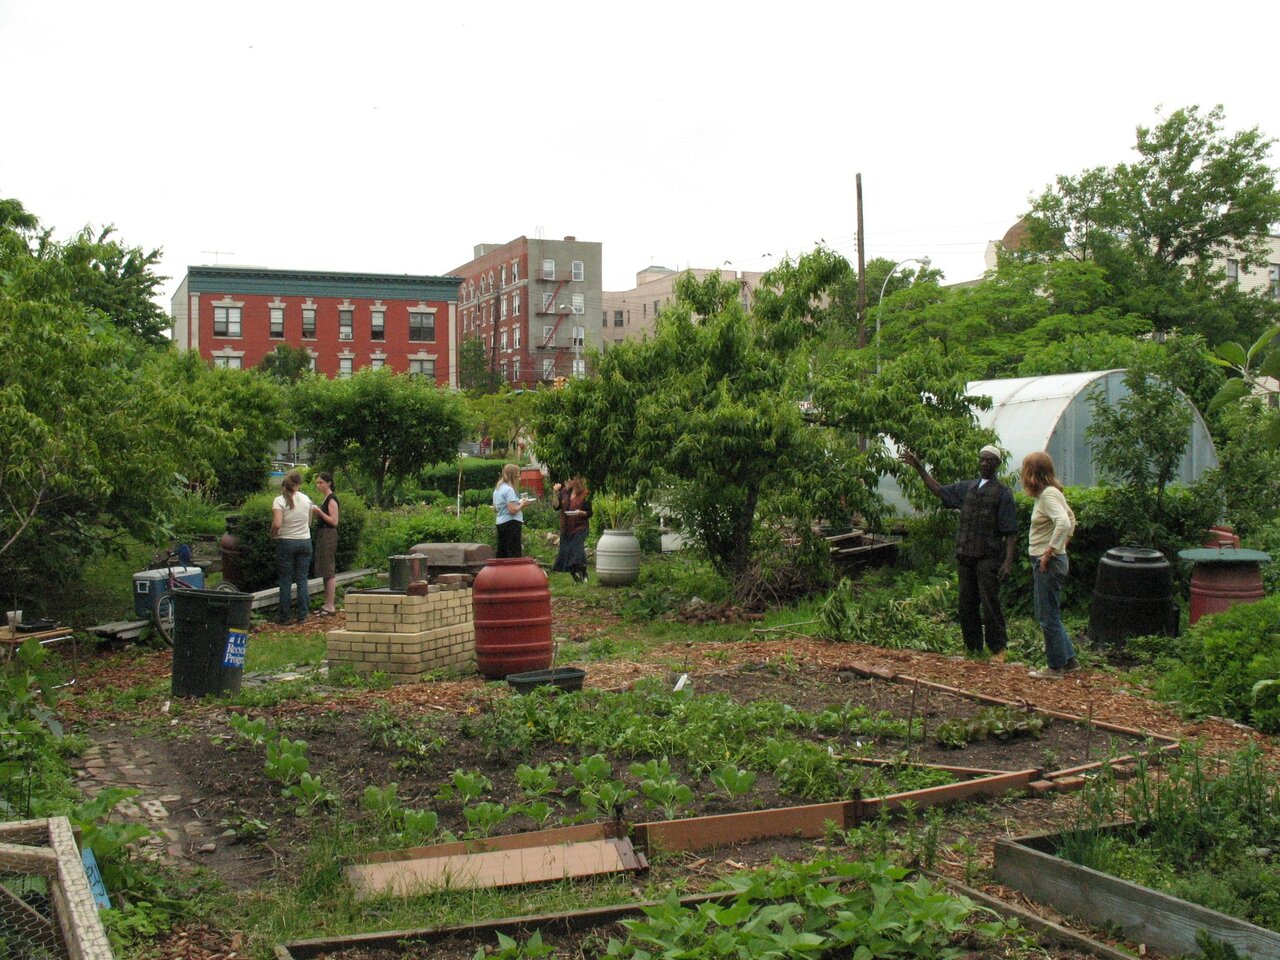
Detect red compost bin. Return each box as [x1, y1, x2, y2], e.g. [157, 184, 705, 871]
[473, 557, 553, 678]
[1178, 547, 1271, 625]
[519, 467, 546, 498]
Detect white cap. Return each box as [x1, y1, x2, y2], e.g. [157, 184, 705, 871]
[979, 444, 1002, 460]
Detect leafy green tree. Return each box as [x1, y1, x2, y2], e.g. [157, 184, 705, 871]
[1086, 365, 1193, 543]
[458, 335, 500, 394]
[0, 214, 199, 590]
[258, 343, 315, 384]
[1209, 324, 1280, 448]
[293, 368, 468, 507]
[536, 260, 996, 583]
[1023, 105, 1280, 342]
[161, 353, 289, 504]
[468, 387, 539, 457]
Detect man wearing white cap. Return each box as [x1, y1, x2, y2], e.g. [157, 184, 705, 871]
[899, 444, 1017, 660]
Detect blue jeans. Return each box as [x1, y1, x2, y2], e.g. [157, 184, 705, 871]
[276, 538, 312, 622]
[1033, 553, 1075, 668]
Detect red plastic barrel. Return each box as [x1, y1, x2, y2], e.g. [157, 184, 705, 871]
[473, 558, 553, 678]
[519, 467, 546, 498]
[1189, 564, 1265, 624]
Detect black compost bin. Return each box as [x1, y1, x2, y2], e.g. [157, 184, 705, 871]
[171, 589, 253, 697]
[1088, 547, 1178, 649]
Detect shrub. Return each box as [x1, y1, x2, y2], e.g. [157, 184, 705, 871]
[229, 489, 369, 591]
[357, 506, 473, 567]
[1156, 595, 1280, 732]
[419, 458, 507, 496]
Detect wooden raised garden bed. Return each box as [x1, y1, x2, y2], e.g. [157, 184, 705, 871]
[994, 825, 1280, 959]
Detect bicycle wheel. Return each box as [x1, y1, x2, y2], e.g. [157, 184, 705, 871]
[215, 580, 239, 594]
[153, 593, 176, 646]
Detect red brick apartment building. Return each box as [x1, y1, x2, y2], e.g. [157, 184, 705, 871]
[452, 236, 602, 385]
[170, 266, 462, 385]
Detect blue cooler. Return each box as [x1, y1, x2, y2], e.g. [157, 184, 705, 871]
[133, 566, 205, 617]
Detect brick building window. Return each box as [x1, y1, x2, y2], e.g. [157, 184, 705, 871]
[213, 355, 241, 369]
[269, 307, 284, 338]
[371, 310, 385, 341]
[213, 306, 241, 337]
[409, 311, 435, 342]
[614, 310, 624, 327]
[572, 325, 585, 347]
[571, 293, 585, 315]
[513, 292, 520, 316]
[339, 309, 354, 340]
[572, 357, 585, 378]
[542, 325, 556, 347]
[501, 297, 508, 320]
[409, 358, 436, 378]
[302, 308, 316, 338]
[339, 357, 354, 378]
[370, 357, 385, 369]
[512, 260, 520, 282]
[541, 292, 553, 313]
[501, 329, 508, 351]
[541, 259, 555, 280]
[543, 358, 555, 379]
[571, 260, 584, 281]
[513, 357, 520, 380]
[514, 325, 521, 349]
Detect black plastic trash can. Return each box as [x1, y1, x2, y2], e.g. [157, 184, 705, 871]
[171, 589, 253, 697]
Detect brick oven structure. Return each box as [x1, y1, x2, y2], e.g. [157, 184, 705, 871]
[326, 585, 475, 682]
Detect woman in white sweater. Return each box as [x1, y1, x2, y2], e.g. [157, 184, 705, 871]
[1021, 452, 1079, 679]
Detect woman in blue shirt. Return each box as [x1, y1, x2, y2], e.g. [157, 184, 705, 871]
[493, 463, 532, 558]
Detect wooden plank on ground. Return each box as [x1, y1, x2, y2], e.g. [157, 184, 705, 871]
[354, 822, 614, 865]
[247, 568, 375, 611]
[635, 800, 859, 853]
[347, 837, 645, 898]
[994, 835, 1280, 960]
[860, 769, 1040, 817]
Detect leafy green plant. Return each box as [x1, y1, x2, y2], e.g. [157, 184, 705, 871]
[283, 771, 336, 815]
[635, 771, 693, 821]
[514, 763, 558, 800]
[436, 769, 493, 806]
[473, 929, 556, 960]
[463, 801, 514, 838]
[516, 800, 556, 828]
[709, 764, 757, 802]
[361, 782, 401, 826]
[934, 706, 1048, 749]
[1156, 595, 1280, 731]
[264, 737, 310, 786]
[227, 713, 269, 747]
[401, 808, 442, 846]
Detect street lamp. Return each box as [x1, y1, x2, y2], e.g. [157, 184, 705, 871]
[875, 257, 931, 374]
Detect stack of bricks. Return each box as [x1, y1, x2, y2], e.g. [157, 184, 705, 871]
[326, 584, 475, 681]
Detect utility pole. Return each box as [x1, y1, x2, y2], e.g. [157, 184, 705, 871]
[855, 173, 868, 348]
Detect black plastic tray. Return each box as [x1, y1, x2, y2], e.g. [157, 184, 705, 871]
[506, 667, 586, 694]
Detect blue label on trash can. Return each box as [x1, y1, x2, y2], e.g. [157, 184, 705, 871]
[223, 629, 247, 668]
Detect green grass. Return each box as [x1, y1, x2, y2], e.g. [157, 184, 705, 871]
[245, 629, 327, 673]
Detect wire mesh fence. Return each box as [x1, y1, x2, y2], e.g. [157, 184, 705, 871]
[0, 818, 113, 960]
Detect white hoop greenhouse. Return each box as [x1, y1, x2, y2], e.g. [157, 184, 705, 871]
[881, 369, 1218, 511]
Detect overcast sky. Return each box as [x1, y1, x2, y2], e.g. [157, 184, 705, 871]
[2, 0, 1277, 308]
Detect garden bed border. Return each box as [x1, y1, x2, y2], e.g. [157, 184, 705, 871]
[276, 867, 1133, 959]
[837, 661, 1181, 782]
[993, 824, 1280, 959]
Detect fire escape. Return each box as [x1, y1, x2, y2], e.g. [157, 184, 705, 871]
[535, 275, 574, 382]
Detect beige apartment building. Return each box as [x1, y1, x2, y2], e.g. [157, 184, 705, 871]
[601, 265, 768, 347]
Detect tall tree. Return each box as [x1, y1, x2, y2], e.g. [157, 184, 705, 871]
[1022, 105, 1280, 342]
[293, 368, 468, 507]
[0, 207, 200, 589]
[458, 335, 500, 394]
[258, 343, 315, 383]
